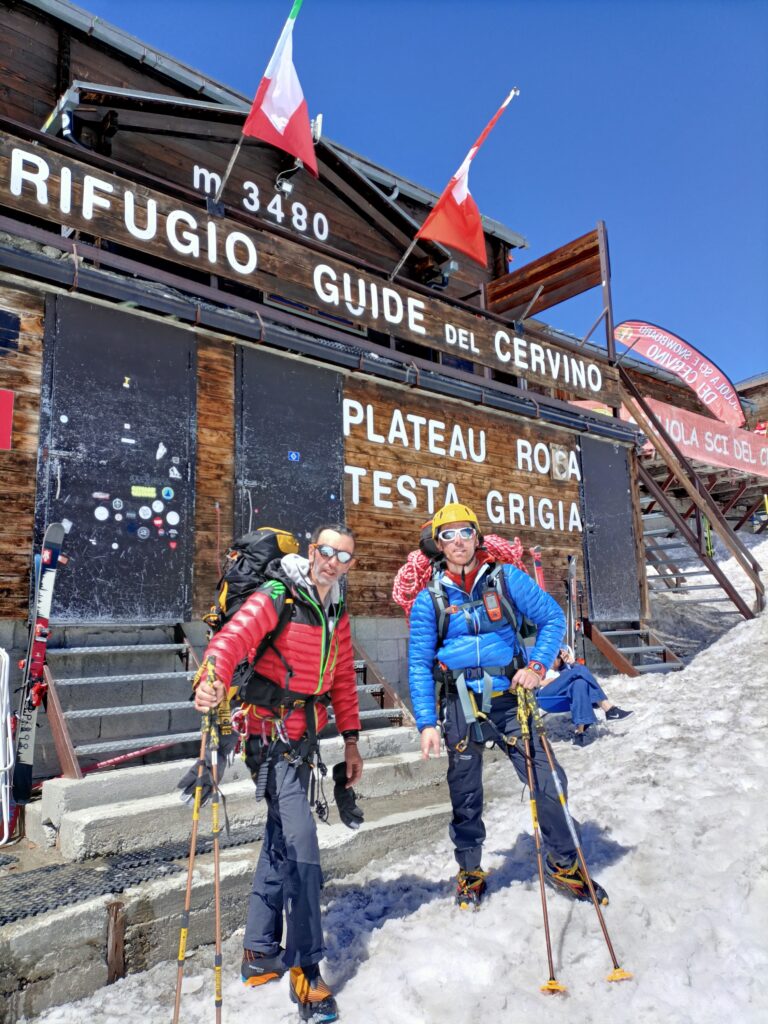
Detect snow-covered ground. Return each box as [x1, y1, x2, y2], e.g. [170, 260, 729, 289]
[26, 539, 768, 1024]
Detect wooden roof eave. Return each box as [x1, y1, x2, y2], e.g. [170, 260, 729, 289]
[43, 82, 450, 272]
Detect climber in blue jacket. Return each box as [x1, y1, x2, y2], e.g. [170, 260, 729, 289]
[407, 502, 609, 909]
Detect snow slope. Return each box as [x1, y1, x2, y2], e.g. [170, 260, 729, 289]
[27, 540, 768, 1024]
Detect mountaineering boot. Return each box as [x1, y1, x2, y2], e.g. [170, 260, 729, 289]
[455, 868, 488, 909]
[289, 966, 339, 1023]
[241, 948, 286, 987]
[605, 706, 633, 720]
[544, 856, 609, 905]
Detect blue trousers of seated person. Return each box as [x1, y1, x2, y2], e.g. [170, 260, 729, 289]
[537, 665, 608, 727]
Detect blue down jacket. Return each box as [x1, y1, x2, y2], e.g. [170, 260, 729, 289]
[408, 562, 566, 731]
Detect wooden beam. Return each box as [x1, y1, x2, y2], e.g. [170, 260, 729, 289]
[582, 619, 639, 677]
[487, 229, 599, 302]
[43, 665, 82, 780]
[733, 493, 767, 531]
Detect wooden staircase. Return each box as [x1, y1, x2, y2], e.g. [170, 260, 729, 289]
[620, 367, 764, 619]
[577, 370, 764, 678]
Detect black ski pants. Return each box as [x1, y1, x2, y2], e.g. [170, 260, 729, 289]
[243, 744, 324, 969]
[443, 690, 579, 870]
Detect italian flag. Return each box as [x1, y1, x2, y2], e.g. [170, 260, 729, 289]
[242, 0, 319, 177]
[416, 89, 519, 266]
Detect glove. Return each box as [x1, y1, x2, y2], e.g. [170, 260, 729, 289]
[177, 729, 238, 807]
[332, 761, 364, 830]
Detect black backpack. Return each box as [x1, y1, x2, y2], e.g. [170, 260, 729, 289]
[204, 527, 299, 633]
[204, 527, 302, 701]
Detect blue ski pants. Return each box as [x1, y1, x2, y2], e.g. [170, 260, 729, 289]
[243, 748, 324, 969]
[537, 665, 608, 727]
[442, 690, 579, 870]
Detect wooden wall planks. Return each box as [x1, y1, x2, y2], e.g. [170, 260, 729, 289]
[0, 284, 44, 617]
[192, 334, 235, 618]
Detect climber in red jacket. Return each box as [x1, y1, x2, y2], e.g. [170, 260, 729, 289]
[192, 524, 361, 1024]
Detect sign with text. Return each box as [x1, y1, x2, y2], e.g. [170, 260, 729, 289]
[343, 379, 585, 534]
[0, 133, 619, 405]
[342, 377, 592, 612]
[647, 398, 768, 479]
[615, 321, 745, 427]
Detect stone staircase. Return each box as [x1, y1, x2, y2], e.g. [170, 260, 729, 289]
[37, 626, 411, 781]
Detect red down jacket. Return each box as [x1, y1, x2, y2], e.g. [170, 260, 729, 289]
[203, 581, 361, 742]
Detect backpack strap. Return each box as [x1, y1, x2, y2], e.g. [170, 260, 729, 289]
[429, 564, 529, 675]
[236, 580, 296, 700]
[486, 564, 520, 634]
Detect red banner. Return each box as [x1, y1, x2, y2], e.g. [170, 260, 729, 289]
[0, 388, 13, 449]
[615, 321, 745, 427]
[646, 398, 768, 479]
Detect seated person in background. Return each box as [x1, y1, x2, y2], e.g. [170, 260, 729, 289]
[537, 645, 632, 746]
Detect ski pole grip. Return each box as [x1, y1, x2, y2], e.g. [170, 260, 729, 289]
[217, 695, 232, 736]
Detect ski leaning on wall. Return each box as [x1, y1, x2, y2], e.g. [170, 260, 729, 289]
[10, 523, 66, 828]
[565, 554, 578, 651]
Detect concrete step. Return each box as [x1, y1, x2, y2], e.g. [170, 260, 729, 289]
[46, 748, 445, 862]
[33, 727, 426, 862]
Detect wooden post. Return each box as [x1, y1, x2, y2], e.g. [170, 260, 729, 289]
[106, 901, 126, 984]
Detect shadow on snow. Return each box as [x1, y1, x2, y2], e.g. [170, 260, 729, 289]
[321, 821, 631, 992]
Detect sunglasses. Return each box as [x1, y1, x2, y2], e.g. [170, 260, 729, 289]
[437, 527, 476, 542]
[315, 543, 354, 564]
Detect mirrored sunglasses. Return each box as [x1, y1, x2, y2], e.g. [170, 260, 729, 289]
[316, 543, 354, 564]
[437, 527, 476, 542]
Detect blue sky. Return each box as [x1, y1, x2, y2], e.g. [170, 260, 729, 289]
[82, 0, 767, 384]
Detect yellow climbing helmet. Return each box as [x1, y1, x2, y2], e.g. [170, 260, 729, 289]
[431, 502, 480, 538]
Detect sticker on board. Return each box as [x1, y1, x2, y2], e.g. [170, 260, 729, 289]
[288, 451, 301, 462]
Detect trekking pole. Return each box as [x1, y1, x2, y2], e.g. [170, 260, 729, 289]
[524, 689, 632, 983]
[209, 693, 232, 1024]
[516, 687, 566, 995]
[171, 712, 211, 1024]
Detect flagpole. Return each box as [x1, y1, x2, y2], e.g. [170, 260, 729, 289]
[387, 87, 520, 281]
[212, 0, 307, 207]
[212, 136, 246, 205]
[388, 238, 419, 282]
